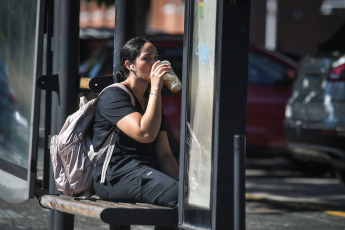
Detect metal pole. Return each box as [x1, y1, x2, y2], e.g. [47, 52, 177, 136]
[110, 2, 138, 229]
[265, 0, 278, 50]
[50, 0, 80, 229]
[213, 1, 250, 230]
[234, 135, 246, 230]
[55, 0, 80, 123]
[42, 1, 56, 230]
[113, 0, 136, 77]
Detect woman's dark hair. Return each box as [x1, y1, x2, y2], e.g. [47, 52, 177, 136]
[115, 37, 157, 82]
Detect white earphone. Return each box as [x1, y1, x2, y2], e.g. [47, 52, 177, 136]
[130, 65, 136, 72]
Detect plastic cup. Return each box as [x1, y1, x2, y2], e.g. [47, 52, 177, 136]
[160, 60, 182, 93]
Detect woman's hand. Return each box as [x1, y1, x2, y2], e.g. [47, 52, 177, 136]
[150, 61, 170, 93]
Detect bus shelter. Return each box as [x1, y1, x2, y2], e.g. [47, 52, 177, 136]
[0, 0, 250, 229]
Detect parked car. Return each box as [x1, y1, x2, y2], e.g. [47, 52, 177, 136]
[0, 57, 17, 145]
[0, 57, 30, 167]
[246, 44, 297, 155]
[80, 35, 297, 157]
[284, 23, 345, 183]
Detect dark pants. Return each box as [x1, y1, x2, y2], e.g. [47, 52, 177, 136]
[93, 164, 178, 208]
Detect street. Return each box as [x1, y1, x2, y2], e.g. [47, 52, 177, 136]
[246, 157, 345, 230]
[1, 156, 345, 229]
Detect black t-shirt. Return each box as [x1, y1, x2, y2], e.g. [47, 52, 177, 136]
[92, 85, 166, 182]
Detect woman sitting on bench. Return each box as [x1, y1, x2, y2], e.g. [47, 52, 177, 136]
[92, 37, 179, 208]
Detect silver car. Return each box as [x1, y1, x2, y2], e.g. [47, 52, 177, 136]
[284, 24, 345, 183]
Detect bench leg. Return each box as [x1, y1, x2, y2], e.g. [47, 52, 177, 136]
[109, 225, 130, 230]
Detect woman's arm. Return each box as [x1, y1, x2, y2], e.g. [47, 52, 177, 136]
[116, 94, 162, 143]
[116, 61, 169, 143]
[154, 131, 179, 180]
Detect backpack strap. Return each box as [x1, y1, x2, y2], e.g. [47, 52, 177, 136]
[99, 131, 118, 183]
[98, 82, 135, 106]
[98, 83, 136, 184]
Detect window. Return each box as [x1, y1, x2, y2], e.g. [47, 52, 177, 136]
[248, 51, 287, 85]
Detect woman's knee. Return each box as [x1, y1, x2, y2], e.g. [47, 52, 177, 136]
[157, 181, 178, 207]
[140, 169, 178, 206]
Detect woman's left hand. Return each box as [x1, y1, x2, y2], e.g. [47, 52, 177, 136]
[150, 61, 170, 93]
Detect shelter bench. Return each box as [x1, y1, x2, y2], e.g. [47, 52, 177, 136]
[39, 194, 178, 229]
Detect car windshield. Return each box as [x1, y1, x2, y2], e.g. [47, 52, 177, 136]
[248, 51, 287, 86]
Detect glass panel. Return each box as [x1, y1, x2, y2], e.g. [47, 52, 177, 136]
[184, 0, 217, 209]
[0, 0, 39, 203]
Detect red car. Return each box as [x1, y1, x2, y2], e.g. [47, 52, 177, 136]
[80, 37, 297, 156]
[246, 44, 297, 155]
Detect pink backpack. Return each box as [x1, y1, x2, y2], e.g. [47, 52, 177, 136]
[49, 83, 135, 196]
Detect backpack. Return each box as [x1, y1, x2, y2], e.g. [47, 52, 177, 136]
[49, 83, 135, 196]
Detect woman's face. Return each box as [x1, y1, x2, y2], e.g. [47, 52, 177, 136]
[133, 42, 159, 81]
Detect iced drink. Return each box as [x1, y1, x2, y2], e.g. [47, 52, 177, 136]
[160, 60, 182, 93]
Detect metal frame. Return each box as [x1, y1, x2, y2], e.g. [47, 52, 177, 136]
[30, 0, 50, 196]
[178, 0, 250, 229]
[212, 1, 250, 230]
[177, 0, 192, 225]
[49, 0, 80, 229]
[178, 0, 214, 228]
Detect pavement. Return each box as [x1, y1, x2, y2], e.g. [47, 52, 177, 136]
[245, 157, 345, 230]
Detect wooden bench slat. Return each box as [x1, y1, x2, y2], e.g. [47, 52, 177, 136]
[40, 195, 104, 219]
[39, 194, 178, 227]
